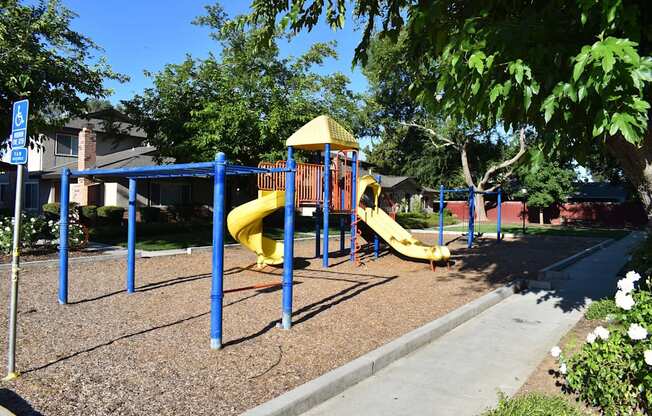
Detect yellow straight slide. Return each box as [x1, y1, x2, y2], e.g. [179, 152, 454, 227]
[357, 175, 451, 262]
[227, 190, 285, 266]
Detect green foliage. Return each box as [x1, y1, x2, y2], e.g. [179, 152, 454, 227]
[139, 207, 161, 223]
[585, 298, 618, 320]
[482, 392, 588, 416]
[97, 206, 125, 225]
[627, 236, 652, 288]
[561, 273, 652, 414]
[0, 0, 125, 143]
[0, 214, 84, 253]
[78, 205, 97, 225]
[122, 5, 363, 165]
[521, 161, 576, 208]
[41, 202, 78, 220]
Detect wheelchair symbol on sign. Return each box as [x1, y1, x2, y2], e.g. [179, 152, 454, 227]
[14, 109, 24, 128]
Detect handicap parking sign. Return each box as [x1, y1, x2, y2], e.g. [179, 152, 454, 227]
[11, 99, 29, 149]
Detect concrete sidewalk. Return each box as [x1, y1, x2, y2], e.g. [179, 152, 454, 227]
[303, 232, 645, 416]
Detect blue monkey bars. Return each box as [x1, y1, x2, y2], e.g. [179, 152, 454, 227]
[57, 153, 294, 350]
[438, 186, 502, 248]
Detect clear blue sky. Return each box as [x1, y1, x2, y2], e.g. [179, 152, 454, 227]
[61, 0, 369, 104]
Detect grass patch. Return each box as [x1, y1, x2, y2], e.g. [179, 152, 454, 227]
[90, 222, 315, 251]
[585, 298, 618, 320]
[483, 393, 588, 416]
[395, 211, 457, 229]
[446, 223, 630, 239]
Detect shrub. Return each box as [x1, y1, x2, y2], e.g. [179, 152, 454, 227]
[77, 205, 97, 225]
[551, 271, 652, 415]
[585, 298, 618, 320]
[49, 219, 86, 250]
[139, 206, 160, 223]
[97, 206, 125, 225]
[42, 202, 78, 220]
[0, 214, 85, 253]
[482, 392, 587, 416]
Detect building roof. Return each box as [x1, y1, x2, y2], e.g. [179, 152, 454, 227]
[286, 115, 359, 151]
[41, 146, 169, 178]
[61, 109, 147, 138]
[568, 181, 628, 202]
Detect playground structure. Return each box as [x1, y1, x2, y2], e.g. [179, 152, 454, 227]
[236, 115, 451, 267]
[438, 186, 503, 248]
[56, 115, 451, 350]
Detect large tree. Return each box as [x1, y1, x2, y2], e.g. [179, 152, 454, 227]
[0, 0, 124, 144]
[240, 0, 652, 224]
[363, 33, 528, 220]
[123, 5, 363, 165]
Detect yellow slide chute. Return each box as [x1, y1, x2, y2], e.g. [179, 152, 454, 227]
[357, 175, 451, 263]
[227, 190, 285, 266]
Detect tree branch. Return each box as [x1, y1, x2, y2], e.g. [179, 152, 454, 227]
[460, 141, 476, 188]
[399, 121, 460, 149]
[478, 128, 527, 190]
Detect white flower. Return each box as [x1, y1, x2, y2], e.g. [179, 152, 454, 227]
[586, 332, 597, 344]
[559, 363, 567, 375]
[617, 277, 635, 294]
[644, 350, 652, 366]
[4, 227, 9, 232]
[30, 217, 36, 223]
[550, 346, 561, 358]
[593, 326, 610, 341]
[626, 271, 642, 282]
[627, 323, 648, 341]
[615, 290, 635, 310]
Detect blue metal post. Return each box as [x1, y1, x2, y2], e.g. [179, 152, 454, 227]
[322, 144, 331, 267]
[282, 149, 296, 329]
[373, 175, 381, 258]
[497, 189, 502, 242]
[314, 206, 321, 258]
[350, 151, 358, 262]
[467, 187, 475, 248]
[210, 152, 226, 349]
[340, 177, 345, 252]
[438, 185, 445, 246]
[58, 168, 70, 305]
[127, 178, 137, 293]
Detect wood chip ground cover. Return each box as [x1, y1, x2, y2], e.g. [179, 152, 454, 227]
[0, 234, 601, 415]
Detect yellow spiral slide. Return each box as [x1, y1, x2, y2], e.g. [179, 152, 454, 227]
[357, 175, 451, 263]
[227, 190, 285, 266]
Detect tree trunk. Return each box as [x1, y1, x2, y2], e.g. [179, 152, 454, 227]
[605, 130, 652, 229]
[539, 208, 544, 225]
[474, 192, 488, 222]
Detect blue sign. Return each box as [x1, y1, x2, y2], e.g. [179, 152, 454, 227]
[11, 130, 26, 148]
[11, 100, 28, 133]
[10, 148, 27, 165]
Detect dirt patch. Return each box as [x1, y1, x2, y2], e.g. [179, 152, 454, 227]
[518, 317, 602, 414]
[0, 247, 112, 265]
[0, 234, 602, 415]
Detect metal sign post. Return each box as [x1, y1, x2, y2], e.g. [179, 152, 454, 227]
[5, 99, 29, 381]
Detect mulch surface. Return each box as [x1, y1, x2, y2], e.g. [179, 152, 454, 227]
[0, 233, 602, 415]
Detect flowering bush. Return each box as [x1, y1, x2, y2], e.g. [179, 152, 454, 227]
[0, 214, 86, 254]
[550, 271, 651, 414]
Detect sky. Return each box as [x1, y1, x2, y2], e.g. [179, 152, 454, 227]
[60, 0, 369, 104]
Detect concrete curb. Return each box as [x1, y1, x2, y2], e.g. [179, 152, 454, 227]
[533, 238, 617, 287]
[240, 282, 520, 416]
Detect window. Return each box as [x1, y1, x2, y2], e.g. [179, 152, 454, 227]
[24, 183, 39, 210]
[150, 182, 191, 206]
[55, 133, 78, 156]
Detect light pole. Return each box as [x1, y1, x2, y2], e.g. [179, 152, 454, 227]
[521, 188, 528, 234]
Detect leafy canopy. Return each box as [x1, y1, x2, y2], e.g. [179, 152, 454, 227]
[123, 5, 363, 165]
[521, 161, 576, 208]
[239, 0, 651, 158]
[0, 0, 125, 142]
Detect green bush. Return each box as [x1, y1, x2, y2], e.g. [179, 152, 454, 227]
[585, 299, 618, 320]
[139, 207, 161, 223]
[395, 209, 457, 229]
[77, 205, 97, 225]
[97, 206, 125, 225]
[42, 202, 78, 220]
[483, 392, 587, 416]
[554, 270, 652, 414]
[0, 214, 85, 253]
